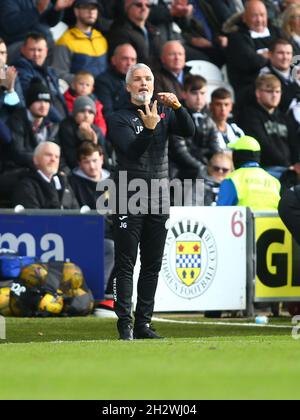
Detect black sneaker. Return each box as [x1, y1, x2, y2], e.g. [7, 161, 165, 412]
[133, 324, 164, 340]
[118, 325, 134, 341]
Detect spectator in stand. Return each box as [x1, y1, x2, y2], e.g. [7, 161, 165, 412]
[209, 0, 244, 24]
[98, 0, 124, 20]
[69, 141, 109, 209]
[148, 0, 191, 46]
[0, 120, 11, 146]
[0, 38, 24, 122]
[174, 0, 228, 67]
[68, 141, 114, 294]
[0, 120, 12, 206]
[283, 0, 300, 6]
[58, 96, 106, 171]
[210, 88, 245, 150]
[217, 135, 281, 211]
[0, 0, 75, 63]
[154, 41, 190, 100]
[264, 0, 283, 23]
[238, 74, 300, 179]
[53, 0, 108, 85]
[64, 70, 107, 137]
[260, 38, 300, 124]
[6, 80, 59, 173]
[64, 0, 124, 33]
[169, 74, 220, 179]
[107, 0, 162, 66]
[15, 33, 68, 123]
[227, 0, 281, 104]
[95, 44, 137, 119]
[203, 151, 234, 206]
[12, 142, 78, 209]
[282, 3, 300, 55]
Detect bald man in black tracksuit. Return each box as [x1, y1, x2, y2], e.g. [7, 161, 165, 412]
[108, 64, 195, 340]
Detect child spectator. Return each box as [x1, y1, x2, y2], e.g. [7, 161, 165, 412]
[210, 88, 244, 150]
[64, 70, 107, 136]
[58, 95, 107, 171]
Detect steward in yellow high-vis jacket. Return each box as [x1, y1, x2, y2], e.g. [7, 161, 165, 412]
[217, 136, 280, 211]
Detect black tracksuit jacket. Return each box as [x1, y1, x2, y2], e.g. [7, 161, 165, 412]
[108, 102, 195, 184]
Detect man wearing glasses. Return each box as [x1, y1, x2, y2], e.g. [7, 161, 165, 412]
[108, 0, 161, 66]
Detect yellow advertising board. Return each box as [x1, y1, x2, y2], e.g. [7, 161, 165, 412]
[255, 216, 300, 301]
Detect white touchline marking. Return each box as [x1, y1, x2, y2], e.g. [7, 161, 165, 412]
[152, 317, 293, 329]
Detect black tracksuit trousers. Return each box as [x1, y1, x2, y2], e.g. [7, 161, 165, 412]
[113, 213, 168, 328]
[279, 187, 300, 246]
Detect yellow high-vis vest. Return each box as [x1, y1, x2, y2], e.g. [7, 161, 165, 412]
[227, 167, 281, 211]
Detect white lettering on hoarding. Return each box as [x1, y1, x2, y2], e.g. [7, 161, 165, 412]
[0, 233, 64, 261]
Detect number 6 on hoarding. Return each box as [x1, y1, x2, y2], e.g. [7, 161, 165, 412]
[231, 211, 245, 238]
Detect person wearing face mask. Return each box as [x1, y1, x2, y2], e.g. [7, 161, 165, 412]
[107, 63, 194, 340]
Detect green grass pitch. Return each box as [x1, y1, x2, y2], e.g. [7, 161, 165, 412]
[0, 316, 300, 400]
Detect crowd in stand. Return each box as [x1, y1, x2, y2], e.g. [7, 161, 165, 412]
[0, 0, 300, 214]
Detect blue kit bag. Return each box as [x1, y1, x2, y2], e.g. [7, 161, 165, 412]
[0, 255, 37, 279]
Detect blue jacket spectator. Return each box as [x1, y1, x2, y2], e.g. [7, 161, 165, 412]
[15, 33, 68, 123]
[0, 0, 74, 46]
[0, 78, 25, 122]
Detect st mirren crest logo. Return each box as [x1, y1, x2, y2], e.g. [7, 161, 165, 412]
[162, 219, 217, 299]
[176, 241, 201, 286]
